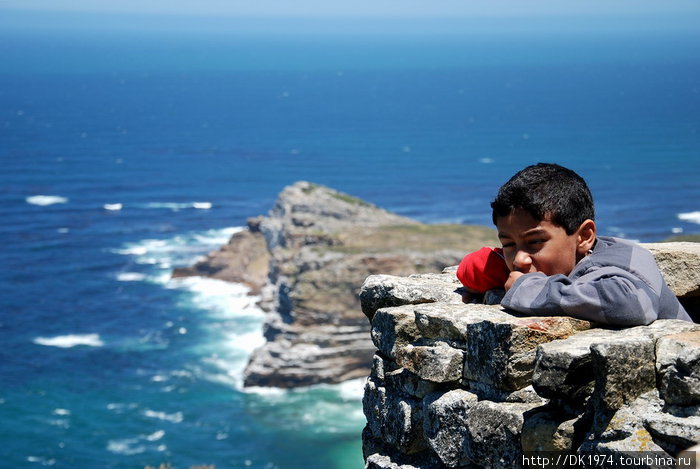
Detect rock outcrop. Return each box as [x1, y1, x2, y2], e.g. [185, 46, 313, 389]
[174, 181, 499, 388]
[172, 227, 270, 293]
[360, 244, 700, 469]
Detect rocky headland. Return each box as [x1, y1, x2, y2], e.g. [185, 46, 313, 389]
[173, 181, 499, 388]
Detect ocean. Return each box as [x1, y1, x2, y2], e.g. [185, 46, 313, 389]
[1, 20, 699, 468]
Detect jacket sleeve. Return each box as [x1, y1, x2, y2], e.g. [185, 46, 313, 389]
[500, 266, 659, 326]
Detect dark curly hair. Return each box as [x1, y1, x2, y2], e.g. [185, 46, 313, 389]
[491, 163, 595, 235]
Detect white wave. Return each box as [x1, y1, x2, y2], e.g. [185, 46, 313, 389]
[145, 430, 165, 442]
[144, 201, 213, 211]
[104, 203, 123, 211]
[114, 246, 148, 256]
[172, 276, 265, 389]
[116, 272, 146, 282]
[678, 211, 700, 225]
[34, 333, 104, 348]
[169, 276, 261, 318]
[26, 195, 68, 206]
[107, 432, 167, 456]
[224, 329, 266, 352]
[106, 402, 138, 413]
[241, 385, 288, 397]
[53, 408, 71, 416]
[336, 377, 367, 401]
[26, 456, 56, 465]
[143, 409, 183, 423]
[107, 438, 146, 456]
[112, 227, 242, 273]
[479, 157, 495, 164]
[112, 226, 266, 390]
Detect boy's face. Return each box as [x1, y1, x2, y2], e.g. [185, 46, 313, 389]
[495, 209, 583, 276]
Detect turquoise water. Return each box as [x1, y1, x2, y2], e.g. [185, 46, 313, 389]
[1, 20, 699, 468]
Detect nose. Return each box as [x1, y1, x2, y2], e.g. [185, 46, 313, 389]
[512, 250, 532, 273]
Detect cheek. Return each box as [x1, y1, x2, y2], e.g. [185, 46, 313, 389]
[502, 251, 515, 271]
[534, 247, 576, 276]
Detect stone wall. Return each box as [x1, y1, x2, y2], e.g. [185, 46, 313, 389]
[360, 242, 700, 469]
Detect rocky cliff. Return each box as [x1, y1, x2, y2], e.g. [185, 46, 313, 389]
[174, 181, 499, 388]
[359, 243, 700, 468]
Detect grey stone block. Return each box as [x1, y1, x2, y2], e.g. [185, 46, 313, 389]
[463, 401, 539, 469]
[533, 328, 621, 402]
[521, 403, 582, 452]
[363, 375, 428, 454]
[657, 331, 700, 406]
[645, 411, 700, 455]
[385, 367, 441, 399]
[361, 274, 462, 320]
[395, 343, 464, 384]
[423, 389, 477, 468]
[465, 315, 591, 391]
[371, 305, 421, 359]
[643, 242, 700, 297]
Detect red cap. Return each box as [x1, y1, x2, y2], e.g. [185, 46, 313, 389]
[456, 247, 510, 293]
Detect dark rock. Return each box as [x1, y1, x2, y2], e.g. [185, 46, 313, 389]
[171, 226, 270, 294]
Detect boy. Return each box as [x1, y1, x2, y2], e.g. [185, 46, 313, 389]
[486, 162, 690, 326]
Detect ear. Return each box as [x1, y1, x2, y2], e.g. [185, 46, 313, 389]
[576, 219, 597, 257]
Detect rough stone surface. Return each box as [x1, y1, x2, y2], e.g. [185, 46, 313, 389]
[395, 343, 464, 384]
[360, 274, 463, 321]
[362, 270, 700, 469]
[521, 404, 581, 452]
[412, 303, 503, 347]
[464, 313, 591, 391]
[643, 242, 700, 297]
[657, 331, 700, 406]
[533, 328, 618, 402]
[463, 401, 538, 469]
[580, 390, 667, 454]
[423, 389, 477, 468]
[645, 411, 700, 455]
[385, 367, 440, 400]
[371, 306, 422, 360]
[589, 330, 657, 420]
[364, 374, 428, 455]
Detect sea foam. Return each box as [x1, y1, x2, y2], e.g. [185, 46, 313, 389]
[113, 226, 265, 390]
[116, 272, 146, 282]
[142, 409, 183, 423]
[143, 201, 213, 211]
[26, 195, 68, 206]
[34, 334, 104, 348]
[679, 211, 700, 224]
[113, 227, 242, 273]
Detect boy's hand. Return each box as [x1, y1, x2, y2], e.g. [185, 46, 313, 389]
[504, 271, 525, 291]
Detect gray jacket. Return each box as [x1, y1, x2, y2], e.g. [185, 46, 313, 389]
[501, 236, 692, 326]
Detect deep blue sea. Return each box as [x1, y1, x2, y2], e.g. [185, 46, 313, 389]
[1, 22, 699, 468]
